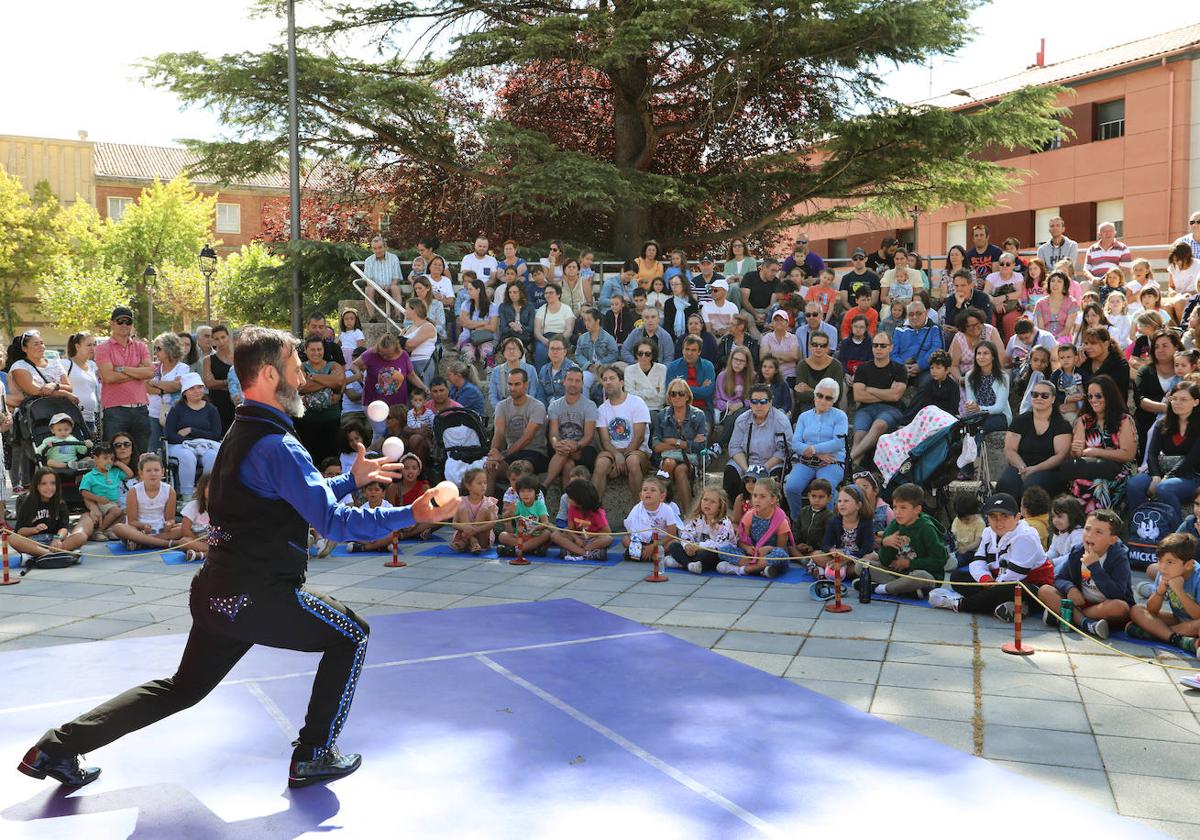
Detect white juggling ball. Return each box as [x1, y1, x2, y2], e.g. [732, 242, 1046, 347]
[381, 436, 406, 462]
[367, 400, 390, 423]
[431, 480, 459, 507]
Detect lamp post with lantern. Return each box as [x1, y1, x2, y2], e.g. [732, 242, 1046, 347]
[199, 244, 218, 325]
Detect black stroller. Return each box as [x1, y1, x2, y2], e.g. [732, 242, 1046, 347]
[883, 411, 990, 525]
[12, 395, 91, 511]
[430, 407, 490, 482]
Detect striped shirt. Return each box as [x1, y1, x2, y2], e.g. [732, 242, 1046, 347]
[1084, 240, 1131, 278]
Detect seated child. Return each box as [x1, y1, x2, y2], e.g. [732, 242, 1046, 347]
[498, 474, 551, 556]
[1036, 509, 1132, 640]
[401, 387, 435, 464]
[854, 471, 893, 540]
[389, 454, 435, 540]
[727, 477, 792, 578]
[310, 458, 349, 557]
[901, 350, 959, 423]
[78, 442, 124, 540]
[1047, 494, 1085, 573]
[338, 418, 370, 478]
[550, 478, 614, 562]
[346, 481, 394, 553]
[794, 478, 833, 556]
[817, 483, 875, 582]
[874, 483, 948, 597]
[1176, 486, 1200, 543]
[732, 464, 765, 524]
[555, 465, 591, 526]
[451, 467, 498, 554]
[37, 413, 92, 469]
[500, 460, 544, 520]
[7, 467, 88, 560]
[951, 494, 984, 568]
[666, 482, 737, 573]
[1127, 532, 1200, 655]
[622, 474, 682, 562]
[938, 492, 1054, 619]
[180, 472, 212, 563]
[1021, 486, 1052, 549]
[111, 454, 184, 550]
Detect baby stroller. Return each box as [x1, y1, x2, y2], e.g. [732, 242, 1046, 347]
[13, 395, 90, 511]
[884, 411, 990, 525]
[431, 407, 490, 485]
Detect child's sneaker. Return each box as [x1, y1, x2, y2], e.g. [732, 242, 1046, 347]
[1124, 623, 1155, 641]
[1180, 636, 1198, 656]
[993, 601, 1028, 624]
[1082, 618, 1109, 640]
[928, 587, 961, 612]
[1043, 608, 1062, 629]
[687, 561, 703, 574]
[764, 563, 785, 579]
[496, 544, 516, 557]
[1135, 580, 1157, 600]
[563, 554, 585, 563]
[318, 540, 336, 559]
[344, 542, 360, 554]
[663, 556, 682, 569]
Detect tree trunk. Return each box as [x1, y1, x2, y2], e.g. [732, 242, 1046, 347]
[609, 60, 653, 256]
[611, 205, 650, 258]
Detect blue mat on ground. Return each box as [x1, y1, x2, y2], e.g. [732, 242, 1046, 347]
[0, 599, 1157, 838]
[416, 542, 623, 566]
[95, 541, 188, 565]
[663, 559, 812, 583]
[1110, 629, 1195, 657]
[159, 550, 195, 565]
[872, 592, 935, 609]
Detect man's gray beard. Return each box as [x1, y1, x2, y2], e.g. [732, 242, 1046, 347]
[278, 380, 306, 418]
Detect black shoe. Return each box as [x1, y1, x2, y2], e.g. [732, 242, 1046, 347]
[496, 544, 516, 557]
[17, 746, 101, 787]
[288, 744, 362, 788]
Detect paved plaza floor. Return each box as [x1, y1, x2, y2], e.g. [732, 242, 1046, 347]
[0, 543, 1198, 837]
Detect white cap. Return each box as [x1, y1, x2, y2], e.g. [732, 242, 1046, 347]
[771, 310, 790, 321]
[180, 372, 205, 392]
[711, 279, 729, 291]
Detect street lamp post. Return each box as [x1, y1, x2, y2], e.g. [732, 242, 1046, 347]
[143, 264, 157, 339]
[908, 206, 922, 265]
[286, 0, 302, 335]
[199, 244, 218, 325]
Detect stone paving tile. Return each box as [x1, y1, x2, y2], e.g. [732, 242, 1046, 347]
[600, 606, 667, 624]
[411, 579, 493, 596]
[691, 581, 762, 600]
[657, 626, 726, 647]
[981, 669, 1080, 702]
[33, 599, 130, 619]
[305, 573, 379, 588]
[807, 618, 892, 640]
[887, 622, 975, 645]
[799, 637, 888, 661]
[715, 630, 804, 656]
[1085, 704, 1200, 743]
[983, 724, 1103, 769]
[539, 588, 610, 606]
[783, 656, 880, 684]
[349, 575, 431, 591]
[984, 695, 1092, 734]
[76, 587, 180, 606]
[891, 605, 972, 624]
[673, 597, 752, 615]
[553, 576, 629, 593]
[40, 617, 153, 640]
[1068, 652, 1177, 683]
[978, 647, 1074, 675]
[381, 591, 468, 609]
[451, 596, 527, 609]
[605, 592, 685, 610]
[1078, 677, 1191, 711]
[0, 613, 81, 636]
[990, 761, 1117, 811]
[0, 634, 73, 651]
[877, 661, 974, 694]
[712, 649, 793, 676]
[102, 604, 191, 623]
[624, 582, 705, 598]
[1096, 736, 1200, 781]
[977, 626, 1065, 651]
[473, 584, 551, 601]
[785, 677, 874, 712]
[656, 610, 740, 630]
[870, 686, 975, 722]
[731, 615, 814, 635]
[876, 714, 975, 753]
[743, 599, 825, 618]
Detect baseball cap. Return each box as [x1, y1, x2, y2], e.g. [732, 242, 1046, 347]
[982, 493, 1019, 516]
[771, 310, 790, 321]
[49, 412, 73, 427]
[851, 247, 867, 257]
[711, 279, 729, 291]
[179, 372, 204, 392]
[111, 306, 134, 321]
[745, 465, 768, 480]
[699, 255, 714, 264]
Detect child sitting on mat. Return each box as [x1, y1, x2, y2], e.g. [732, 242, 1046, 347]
[550, 478, 614, 562]
[309, 458, 350, 558]
[728, 477, 792, 578]
[731, 465, 765, 524]
[666, 482, 736, 574]
[555, 465, 591, 527]
[1036, 509, 1132, 641]
[346, 481, 395, 553]
[451, 467, 497, 554]
[180, 472, 211, 563]
[499, 474, 551, 556]
[950, 494, 984, 569]
[500, 459, 545, 520]
[816, 483, 875, 581]
[874, 483, 949, 599]
[794, 478, 834, 556]
[6, 467, 89, 561]
[78, 442, 124, 540]
[623, 474, 682, 562]
[390, 454, 436, 541]
[1021, 486, 1052, 550]
[1047, 494, 1085, 574]
[111, 454, 183, 551]
[1127, 532, 1200, 655]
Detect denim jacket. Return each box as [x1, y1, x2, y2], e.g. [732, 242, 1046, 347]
[653, 405, 708, 455]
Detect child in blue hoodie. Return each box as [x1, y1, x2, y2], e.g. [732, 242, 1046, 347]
[1035, 509, 1132, 641]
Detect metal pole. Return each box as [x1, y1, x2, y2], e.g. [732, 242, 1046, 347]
[205, 274, 211, 325]
[287, 0, 302, 335]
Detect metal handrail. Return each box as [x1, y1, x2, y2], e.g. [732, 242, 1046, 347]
[349, 260, 406, 333]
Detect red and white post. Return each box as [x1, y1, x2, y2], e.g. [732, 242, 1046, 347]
[510, 518, 531, 566]
[644, 534, 667, 582]
[0, 529, 18, 586]
[384, 533, 406, 568]
[824, 562, 852, 613]
[1001, 583, 1035, 656]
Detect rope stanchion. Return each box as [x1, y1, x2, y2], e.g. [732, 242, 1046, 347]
[643, 534, 667, 583]
[510, 518, 530, 566]
[1001, 582, 1034, 656]
[0, 530, 18, 586]
[384, 534, 406, 568]
[825, 562, 851, 613]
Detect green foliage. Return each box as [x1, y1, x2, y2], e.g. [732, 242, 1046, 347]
[214, 241, 287, 328]
[153, 261, 211, 330]
[0, 174, 65, 336]
[36, 259, 132, 336]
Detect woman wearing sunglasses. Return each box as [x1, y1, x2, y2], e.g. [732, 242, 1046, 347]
[651, 378, 709, 511]
[994, 380, 1073, 501]
[1061, 374, 1137, 512]
[784, 377, 847, 515]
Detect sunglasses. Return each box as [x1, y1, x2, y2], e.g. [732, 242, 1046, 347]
[636, 350, 653, 357]
[814, 393, 835, 401]
[872, 342, 890, 348]
[1031, 391, 1053, 399]
[669, 390, 689, 397]
[806, 312, 821, 318]
[114, 318, 133, 326]
[114, 441, 133, 448]
[852, 255, 865, 260]
[1087, 393, 1105, 401]
[749, 398, 771, 405]
[811, 342, 829, 349]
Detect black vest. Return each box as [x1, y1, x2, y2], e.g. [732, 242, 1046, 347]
[197, 403, 311, 593]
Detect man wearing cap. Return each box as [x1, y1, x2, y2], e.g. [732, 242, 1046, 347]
[95, 306, 154, 453]
[700, 279, 739, 337]
[934, 493, 1054, 618]
[781, 234, 825, 280]
[866, 237, 898, 275]
[690, 256, 724, 306]
[839, 248, 881, 311]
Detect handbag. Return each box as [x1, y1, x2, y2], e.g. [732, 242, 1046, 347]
[993, 283, 1020, 313]
[470, 328, 495, 345]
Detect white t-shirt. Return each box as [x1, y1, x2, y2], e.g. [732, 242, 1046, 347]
[340, 329, 365, 364]
[64, 359, 102, 422]
[148, 362, 190, 422]
[597, 394, 652, 454]
[132, 481, 171, 532]
[10, 358, 67, 399]
[623, 501, 684, 549]
[1170, 261, 1200, 297]
[429, 276, 455, 302]
[181, 499, 210, 533]
[461, 253, 499, 283]
[701, 300, 739, 333]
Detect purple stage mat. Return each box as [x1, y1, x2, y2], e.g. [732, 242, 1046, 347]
[0, 600, 1162, 838]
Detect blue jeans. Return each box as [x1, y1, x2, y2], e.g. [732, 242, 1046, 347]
[533, 340, 551, 369]
[1129, 473, 1200, 517]
[103, 405, 151, 454]
[853, 403, 902, 434]
[148, 417, 164, 455]
[784, 461, 844, 516]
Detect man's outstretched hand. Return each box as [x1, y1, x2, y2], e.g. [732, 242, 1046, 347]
[411, 487, 460, 523]
[349, 442, 405, 487]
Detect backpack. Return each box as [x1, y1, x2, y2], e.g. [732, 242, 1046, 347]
[1126, 500, 1181, 569]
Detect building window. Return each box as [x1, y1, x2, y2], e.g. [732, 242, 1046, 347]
[945, 220, 967, 252]
[106, 196, 132, 222]
[828, 239, 848, 261]
[1096, 199, 1124, 239]
[216, 203, 241, 234]
[1095, 99, 1125, 141]
[1034, 208, 1061, 245]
